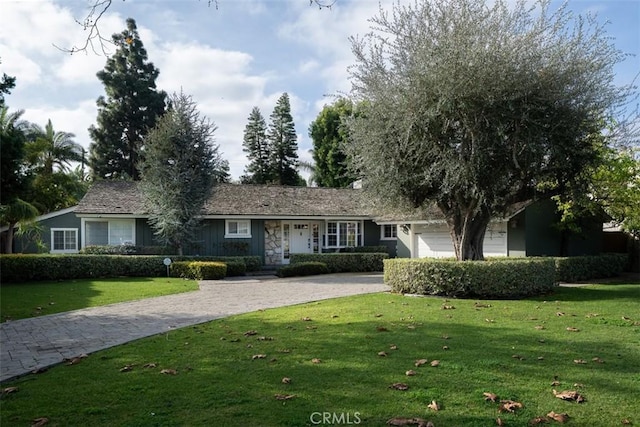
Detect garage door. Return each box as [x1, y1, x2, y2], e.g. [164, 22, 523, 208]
[415, 224, 507, 258]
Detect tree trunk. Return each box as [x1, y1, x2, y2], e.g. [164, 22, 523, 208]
[4, 222, 16, 254]
[444, 206, 491, 261]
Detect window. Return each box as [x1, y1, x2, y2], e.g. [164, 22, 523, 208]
[51, 228, 78, 253]
[84, 219, 135, 246]
[381, 224, 397, 240]
[225, 220, 251, 238]
[325, 221, 361, 248]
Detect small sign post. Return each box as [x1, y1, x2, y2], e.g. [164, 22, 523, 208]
[163, 257, 172, 277]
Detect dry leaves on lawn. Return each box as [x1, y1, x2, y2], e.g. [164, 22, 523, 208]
[378, 351, 388, 357]
[390, 345, 398, 350]
[427, 400, 440, 411]
[405, 370, 417, 376]
[311, 358, 322, 364]
[143, 362, 157, 368]
[529, 416, 549, 424]
[274, 394, 295, 400]
[592, 357, 604, 363]
[566, 327, 580, 332]
[499, 400, 523, 413]
[553, 389, 585, 403]
[442, 304, 455, 310]
[301, 317, 312, 321]
[252, 354, 267, 360]
[31, 417, 49, 427]
[389, 383, 409, 391]
[573, 359, 587, 364]
[281, 377, 291, 384]
[547, 411, 570, 423]
[386, 417, 433, 426]
[1, 387, 18, 397]
[483, 392, 499, 402]
[430, 360, 440, 367]
[160, 369, 177, 375]
[414, 359, 428, 367]
[119, 364, 134, 372]
[244, 330, 258, 336]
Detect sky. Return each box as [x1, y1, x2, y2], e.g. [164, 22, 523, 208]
[1, 0, 639, 181]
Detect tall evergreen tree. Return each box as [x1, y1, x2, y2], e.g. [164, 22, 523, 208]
[240, 106, 271, 184]
[309, 98, 357, 187]
[138, 91, 223, 255]
[266, 93, 302, 186]
[89, 18, 166, 180]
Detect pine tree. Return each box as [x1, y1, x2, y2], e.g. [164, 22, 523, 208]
[266, 93, 302, 186]
[89, 18, 166, 180]
[138, 91, 224, 255]
[240, 106, 271, 184]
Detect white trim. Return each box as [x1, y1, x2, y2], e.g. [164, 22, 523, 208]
[50, 228, 79, 254]
[81, 218, 136, 248]
[224, 219, 252, 238]
[204, 214, 369, 221]
[324, 220, 363, 248]
[0, 206, 78, 233]
[380, 224, 398, 241]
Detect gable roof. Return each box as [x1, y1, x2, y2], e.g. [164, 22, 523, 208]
[75, 181, 372, 218]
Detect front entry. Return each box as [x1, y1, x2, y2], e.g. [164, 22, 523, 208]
[290, 222, 311, 254]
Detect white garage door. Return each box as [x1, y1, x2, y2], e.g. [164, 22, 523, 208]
[415, 223, 507, 258]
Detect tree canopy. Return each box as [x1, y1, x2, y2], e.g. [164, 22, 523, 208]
[346, 0, 633, 260]
[138, 91, 224, 255]
[240, 106, 271, 184]
[309, 98, 357, 187]
[89, 18, 166, 180]
[267, 93, 303, 186]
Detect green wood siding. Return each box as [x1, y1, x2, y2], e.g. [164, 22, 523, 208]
[12, 211, 81, 254]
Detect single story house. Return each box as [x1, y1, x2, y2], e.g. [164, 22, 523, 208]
[2, 181, 604, 262]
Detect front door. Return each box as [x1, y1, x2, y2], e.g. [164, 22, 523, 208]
[290, 222, 311, 254]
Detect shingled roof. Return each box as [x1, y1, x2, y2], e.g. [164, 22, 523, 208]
[75, 181, 373, 217]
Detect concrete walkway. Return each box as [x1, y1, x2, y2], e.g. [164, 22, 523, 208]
[0, 273, 388, 383]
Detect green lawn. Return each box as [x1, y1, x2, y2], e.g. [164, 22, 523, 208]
[0, 277, 199, 321]
[1, 281, 638, 426]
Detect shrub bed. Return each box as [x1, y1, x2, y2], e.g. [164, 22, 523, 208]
[170, 261, 227, 280]
[276, 261, 330, 278]
[384, 258, 557, 299]
[0, 254, 259, 282]
[554, 253, 628, 282]
[290, 253, 388, 273]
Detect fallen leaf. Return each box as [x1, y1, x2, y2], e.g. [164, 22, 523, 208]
[621, 419, 632, 425]
[553, 389, 585, 403]
[622, 316, 631, 321]
[441, 334, 450, 339]
[414, 359, 428, 367]
[535, 325, 545, 330]
[244, 330, 258, 336]
[301, 317, 312, 321]
[31, 417, 49, 427]
[442, 304, 455, 310]
[496, 417, 504, 426]
[430, 360, 440, 367]
[483, 392, 499, 402]
[160, 369, 177, 375]
[427, 400, 440, 411]
[252, 354, 267, 360]
[257, 336, 274, 341]
[331, 314, 339, 318]
[31, 367, 48, 375]
[512, 354, 525, 360]
[405, 370, 417, 376]
[442, 345, 450, 350]
[311, 358, 322, 364]
[475, 302, 491, 308]
[537, 356, 545, 360]
[547, 411, 569, 423]
[378, 351, 388, 357]
[573, 359, 587, 364]
[586, 313, 599, 318]
[499, 400, 523, 413]
[375, 313, 384, 317]
[65, 357, 83, 365]
[2, 387, 18, 395]
[573, 383, 584, 388]
[592, 357, 604, 363]
[551, 380, 561, 386]
[119, 364, 134, 372]
[274, 394, 295, 400]
[281, 377, 291, 384]
[389, 382, 409, 391]
[390, 345, 398, 350]
[556, 312, 565, 316]
[407, 325, 416, 329]
[386, 417, 432, 426]
[143, 363, 157, 368]
[566, 327, 580, 332]
[485, 318, 495, 323]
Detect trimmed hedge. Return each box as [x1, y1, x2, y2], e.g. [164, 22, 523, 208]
[290, 253, 388, 273]
[338, 246, 390, 254]
[384, 258, 557, 299]
[170, 261, 227, 280]
[0, 254, 260, 282]
[80, 245, 175, 255]
[276, 261, 330, 278]
[554, 253, 628, 282]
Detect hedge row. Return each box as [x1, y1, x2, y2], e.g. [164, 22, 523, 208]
[170, 261, 227, 280]
[384, 258, 557, 299]
[80, 245, 175, 255]
[554, 253, 628, 282]
[0, 254, 261, 283]
[290, 253, 388, 273]
[276, 262, 330, 278]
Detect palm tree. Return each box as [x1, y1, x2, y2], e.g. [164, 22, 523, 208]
[26, 119, 83, 174]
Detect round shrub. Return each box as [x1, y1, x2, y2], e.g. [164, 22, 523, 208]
[276, 262, 330, 278]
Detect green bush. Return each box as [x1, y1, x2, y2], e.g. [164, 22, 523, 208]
[80, 245, 175, 255]
[221, 260, 246, 277]
[554, 253, 628, 282]
[338, 246, 390, 254]
[384, 258, 557, 299]
[276, 262, 330, 278]
[170, 261, 227, 280]
[290, 253, 388, 273]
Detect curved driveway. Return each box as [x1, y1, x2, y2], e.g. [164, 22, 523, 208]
[0, 273, 388, 383]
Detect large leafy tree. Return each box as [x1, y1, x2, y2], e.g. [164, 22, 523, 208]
[240, 106, 271, 184]
[309, 98, 357, 187]
[0, 59, 15, 108]
[89, 18, 166, 180]
[346, 0, 632, 260]
[267, 93, 303, 186]
[138, 91, 224, 255]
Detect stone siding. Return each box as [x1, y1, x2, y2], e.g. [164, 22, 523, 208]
[264, 220, 282, 266]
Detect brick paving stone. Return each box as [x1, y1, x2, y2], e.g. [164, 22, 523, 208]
[0, 273, 387, 383]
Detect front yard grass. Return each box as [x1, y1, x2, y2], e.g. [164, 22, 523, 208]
[0, 277, 199, 322]
[1, 281, 638, 426]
